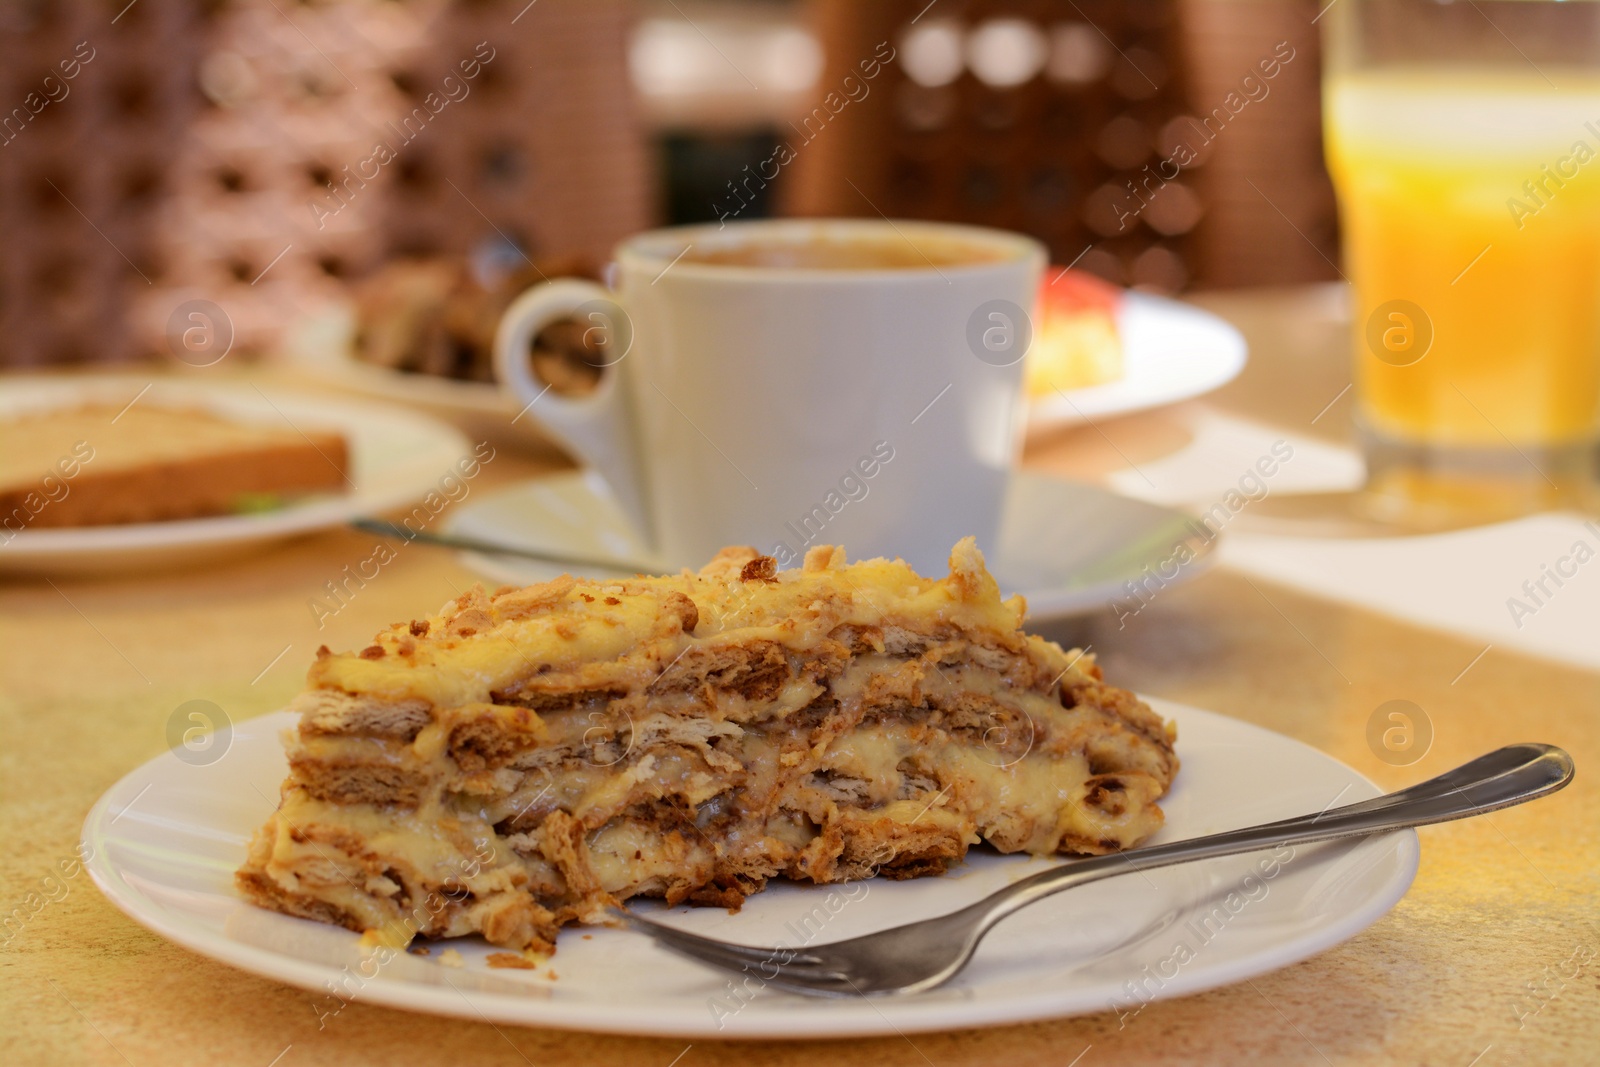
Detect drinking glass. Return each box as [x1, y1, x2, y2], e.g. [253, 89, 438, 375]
[1322, 0, 1600, 524]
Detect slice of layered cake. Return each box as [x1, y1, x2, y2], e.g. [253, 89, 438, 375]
[237, 539, 1178, 954]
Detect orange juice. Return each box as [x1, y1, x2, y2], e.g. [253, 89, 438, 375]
[1325, 68, 1600, 449]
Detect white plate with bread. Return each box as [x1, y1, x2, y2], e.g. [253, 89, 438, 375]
[0, 375, 471, 575]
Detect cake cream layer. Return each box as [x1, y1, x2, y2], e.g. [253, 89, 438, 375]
[238, 539, 1178, 954]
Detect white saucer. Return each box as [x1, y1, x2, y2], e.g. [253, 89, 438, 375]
[83, 698, 1418, 1039]
[444, 470, 1216, 621]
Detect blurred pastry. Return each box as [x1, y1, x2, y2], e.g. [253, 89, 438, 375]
[353, 255, 607, 394]
[1027, 269, 1125, 396]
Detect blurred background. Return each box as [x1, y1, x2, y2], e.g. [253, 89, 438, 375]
[0, 0, 1338, 368]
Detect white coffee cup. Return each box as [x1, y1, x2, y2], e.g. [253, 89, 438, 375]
[493, 218, 1044, 575]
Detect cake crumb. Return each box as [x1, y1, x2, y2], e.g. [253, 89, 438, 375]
[408, 945, 431, 956]
[438, 948, 465, 969]
[581, 934, 592, 940]
[359, 925, 412, 951]
[545, 969, 558, 980]
[487, 952, 539, 970]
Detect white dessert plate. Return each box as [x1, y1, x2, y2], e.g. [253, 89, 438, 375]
[444, 470, 1216, 623]
[0, 376, 471, 575]
[289, 293, 1246, 437]
[1028, 291, 1248, 431]
[83, 699, 1418, 1040]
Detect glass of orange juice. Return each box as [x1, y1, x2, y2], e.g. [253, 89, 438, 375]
[1323, 0, 1600, 525]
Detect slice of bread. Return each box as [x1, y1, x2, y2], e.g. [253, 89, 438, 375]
[0, 404, 349, 529]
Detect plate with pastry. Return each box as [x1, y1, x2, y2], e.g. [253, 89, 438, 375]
[289, 260, 1246, 439]
[1026, 269, 1247, 431]
[285, 252, 607, 446]
[83, 540, 1416, 1038]
[0, 375, 471, 574]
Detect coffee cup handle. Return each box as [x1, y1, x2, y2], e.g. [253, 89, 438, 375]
[492, 278, 653, 541]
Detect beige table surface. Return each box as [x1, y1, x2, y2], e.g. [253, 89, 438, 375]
[3, 287, 1596, 1066]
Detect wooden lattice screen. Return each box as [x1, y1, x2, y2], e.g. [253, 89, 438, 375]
[785, 0, 1337, 291]
[0, 0, 1338, 370]
[0, 0, 650, 367]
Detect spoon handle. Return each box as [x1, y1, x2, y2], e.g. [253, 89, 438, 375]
[349, 518, 654, 574]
